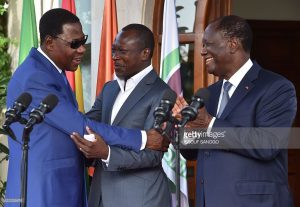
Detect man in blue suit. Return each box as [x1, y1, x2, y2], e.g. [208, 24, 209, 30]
[174, 15, 297, 207]
[5, 9, 168, 207]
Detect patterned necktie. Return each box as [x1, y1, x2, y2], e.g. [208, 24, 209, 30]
[217, 81, 232, 118]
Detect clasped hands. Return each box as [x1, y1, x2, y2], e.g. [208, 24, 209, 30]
[70, 126, 170, 159]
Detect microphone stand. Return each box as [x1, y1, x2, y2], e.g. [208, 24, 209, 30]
[164, 117, 181, 207]
[20, 125, 33, 207]
[2, 118, 28, 207]
[174, 126, 181, 207]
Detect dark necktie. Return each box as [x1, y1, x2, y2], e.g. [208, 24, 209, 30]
[61, 71, 69, 86]
[217, 81, 232, 118]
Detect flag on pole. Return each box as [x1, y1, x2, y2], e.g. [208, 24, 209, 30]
[95, 0, 118, 96]
[18, 0, 38, 65]
[61, 0, 85, 112]
[160, 0, 189, 206]
[87, 0, 118, 177]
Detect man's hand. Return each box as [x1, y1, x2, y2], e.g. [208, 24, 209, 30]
[172, 96, 213, 129]
[172, 96, 188, 118]
[186, 107, 213, 129]
[70, 126, 109, 159]
[146, 129, 170, 152]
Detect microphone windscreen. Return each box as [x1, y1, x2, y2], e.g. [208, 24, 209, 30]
[16, 92, 32, 109]
[42, 94, 59, 112]
[162, 89, 177, 104]
[194, 88, 210, 101]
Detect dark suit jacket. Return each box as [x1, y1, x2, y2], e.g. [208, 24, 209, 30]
[185, 62, 297, 207]
[5, 48, 143, 207]
[87, 70, 171, 207]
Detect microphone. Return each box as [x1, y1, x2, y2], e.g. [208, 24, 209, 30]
[3, 92, 32, 127]
[24, 94, 59, 131]
[2, 92, 32, 140]
[153, 89, 177, 130]
[178, 88, 210, 127]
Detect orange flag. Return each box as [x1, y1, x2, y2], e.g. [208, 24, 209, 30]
[61, 0, 85, 112]
[62, 0, 76, 90]
[96, 0, 118, 96]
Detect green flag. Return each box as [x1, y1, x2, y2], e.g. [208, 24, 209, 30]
[18, 0, 38, 65]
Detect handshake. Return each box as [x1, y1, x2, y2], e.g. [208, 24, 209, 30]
[70, 88, 211, 160]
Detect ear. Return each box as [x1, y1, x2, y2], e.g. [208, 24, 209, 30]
[44, 35, 56, 51]
[141, 48, 151, 60]
[228, 37, 239, 54]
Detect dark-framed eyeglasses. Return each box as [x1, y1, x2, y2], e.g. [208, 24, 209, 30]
[54, 35, 88, 49]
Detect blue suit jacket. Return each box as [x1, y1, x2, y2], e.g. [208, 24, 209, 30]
[5, 48, 142, 207]
[189, 62, 297, 207]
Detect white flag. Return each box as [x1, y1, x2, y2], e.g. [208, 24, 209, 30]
[160, 0, 189, 206]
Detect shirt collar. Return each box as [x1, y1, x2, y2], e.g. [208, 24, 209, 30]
[116, 64, 153, 92]
[37, 47, 63, 74]
[227, 58, 253, 88]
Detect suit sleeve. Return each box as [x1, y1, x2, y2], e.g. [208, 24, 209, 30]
[24, 71, 142, 152]
[213, 78, 297, 161]
[104, 147, 163, 171]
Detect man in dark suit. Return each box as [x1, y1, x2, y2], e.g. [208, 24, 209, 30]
[174, 15, 297, 207]
[5, 9, 167, 207]
[71, 24, 171, 207]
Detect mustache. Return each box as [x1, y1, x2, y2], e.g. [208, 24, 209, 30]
[114, 63, 125, 67]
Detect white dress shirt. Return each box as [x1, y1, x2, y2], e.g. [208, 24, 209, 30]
[103, 65, 153, 164]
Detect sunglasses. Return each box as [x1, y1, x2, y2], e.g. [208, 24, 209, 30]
[55, 35, 88, 49]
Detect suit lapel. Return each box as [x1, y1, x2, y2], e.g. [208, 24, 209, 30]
[62, 74, 78, 107]
[103, 82, 120, 124]
[220, 63, 260, 119]
[31, 48, 78, 108]
[112, 70, 157, 125]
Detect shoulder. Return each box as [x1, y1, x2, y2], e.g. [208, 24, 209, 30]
[153, 76, 172, 96]
[256, 65, 295, 92]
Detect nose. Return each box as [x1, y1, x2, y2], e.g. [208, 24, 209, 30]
[112, 51, 120, 60]
[77, 44, 86, 54]
[201, 45, 207, 56]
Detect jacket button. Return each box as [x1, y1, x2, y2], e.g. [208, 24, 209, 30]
[204, 151, 210, 156]
[201, 179, 204, 184]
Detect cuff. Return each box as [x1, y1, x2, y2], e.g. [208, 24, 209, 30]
[101, 145, 111, 167]
[140, 130, 147, 150]
[207, 117, 216, 133]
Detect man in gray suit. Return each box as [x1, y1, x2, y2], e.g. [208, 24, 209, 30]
[71, 24, 171, 207]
